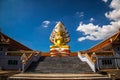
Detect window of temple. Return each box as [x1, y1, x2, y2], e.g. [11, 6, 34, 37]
[8, 60, 18, 65]
[102, 59, 112, 65]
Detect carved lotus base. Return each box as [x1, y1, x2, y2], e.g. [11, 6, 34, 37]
[50, 48, 70, 57]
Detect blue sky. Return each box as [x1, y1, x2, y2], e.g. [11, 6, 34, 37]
[0, 0, 120, 52]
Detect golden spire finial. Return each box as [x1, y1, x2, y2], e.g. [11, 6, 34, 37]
[55, 21, 62, 27]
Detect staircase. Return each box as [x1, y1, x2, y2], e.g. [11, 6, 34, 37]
[26, 56, 93, 73]
[9, 56, 110, 80]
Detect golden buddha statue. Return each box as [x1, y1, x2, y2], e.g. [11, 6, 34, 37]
[50, 21, 70, 57]
[50, 22, 70, 49]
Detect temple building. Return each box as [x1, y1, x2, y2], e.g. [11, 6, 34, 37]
[0, 31, 40, 70]
[0, 22, 120, 79]
[78, 29, 120, 72]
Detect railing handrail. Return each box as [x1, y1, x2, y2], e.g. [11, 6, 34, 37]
[78, 52, 96, 72]
[84, 53, 94, 64]
[24, 53, 35, 71]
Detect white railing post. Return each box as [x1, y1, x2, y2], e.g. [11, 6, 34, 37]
[78, 52, 96, 72]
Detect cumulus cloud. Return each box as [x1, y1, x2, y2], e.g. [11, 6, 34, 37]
[105, 0, 120, 21]
[42, 20, 51, 28]
[105, 10, 120, 21]
[76, 0, 120, 42]
[110, 0, 120, 9]
[77, 21, 120, 41]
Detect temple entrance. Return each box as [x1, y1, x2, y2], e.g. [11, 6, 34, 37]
[8, 22, 111, 80]
[26, 22, 93, 73]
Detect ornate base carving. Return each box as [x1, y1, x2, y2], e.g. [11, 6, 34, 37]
[50, 48, 70, 57]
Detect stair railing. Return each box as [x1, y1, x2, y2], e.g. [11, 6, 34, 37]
[78, 51, 96, 72]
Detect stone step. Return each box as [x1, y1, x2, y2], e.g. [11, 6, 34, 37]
[26, 56, 93, 73]
[9, 73, 109, 80]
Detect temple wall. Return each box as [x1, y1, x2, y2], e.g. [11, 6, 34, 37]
[0, 55, 21, 70]
[113, 45, 120, 68]
[113, 45, 120, 57]
[96, 56, 117, 69]
[0, 51, 41, 71]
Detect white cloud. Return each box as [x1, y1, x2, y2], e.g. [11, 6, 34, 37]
[76, 0, 120, 42]
[105, 0, 120, 21]
[105, 10, 120, 21]
[110, 0, 120, 10]
[42, 20, 51, 28]
[102, 0, 108, 3]
[77, 21, 120, 41]
[90, 18, 94, 22]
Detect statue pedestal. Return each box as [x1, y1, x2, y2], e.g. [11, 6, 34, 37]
[50, 48, 70, 57]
